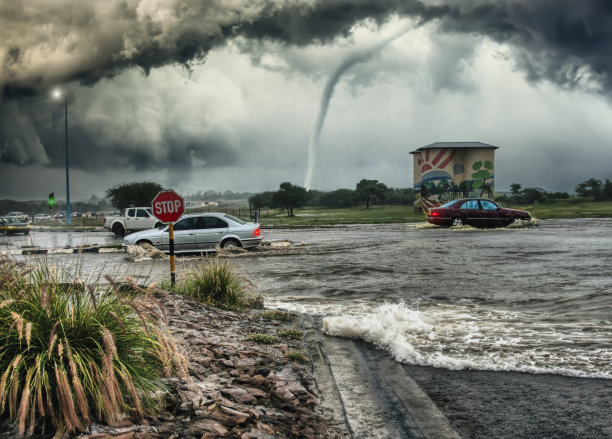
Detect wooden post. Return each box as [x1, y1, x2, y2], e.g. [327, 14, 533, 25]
[169, 223, 175, 285]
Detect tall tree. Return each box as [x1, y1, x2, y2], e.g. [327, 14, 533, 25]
[575, 178, 602, 199]
[603, 179, 612, 201]
[248, 191, 274, 211]
[272, 182, 309, 216]
[355, 179, 388, 209]
[510, 183, 522, 198]
[105, 181, 164, 210]
[319, 189, 358, 208]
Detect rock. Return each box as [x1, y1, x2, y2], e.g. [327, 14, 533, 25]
[240, 429, 275, 439]
[221, 387, 258, 404]
[185, 419, 228, 437]
[236, 358, 258, 367]
[220, 359, 234, 368]
[220, 405, 251, 422]
[272, 387, 298, 404]
[245, 387, 268, 398]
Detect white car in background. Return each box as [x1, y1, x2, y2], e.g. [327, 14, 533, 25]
[6, 211, 30, 222]
[122, 213, 262, 253]
[34, 213, 52, 222]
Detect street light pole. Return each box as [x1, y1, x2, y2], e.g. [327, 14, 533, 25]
[54, 89, 71, 224]
[63, 95, 71, 224]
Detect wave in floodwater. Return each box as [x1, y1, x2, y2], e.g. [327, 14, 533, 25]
[318, 301, 611, 379]
[406, 218, 540, 231]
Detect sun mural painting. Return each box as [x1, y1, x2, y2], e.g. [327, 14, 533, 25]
[410, 142, 499, 212]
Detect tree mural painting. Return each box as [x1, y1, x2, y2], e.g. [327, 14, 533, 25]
[471, 160, 494, 198]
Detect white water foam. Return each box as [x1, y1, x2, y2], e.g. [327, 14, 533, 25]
[320, 301, 612, 379]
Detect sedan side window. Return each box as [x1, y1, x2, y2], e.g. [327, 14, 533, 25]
[173, 217, 198, 231]
[460, 200, 479, 210]
[201, 217, 228, 229]
[480, 200, 498, 211]
[214, 218, 228, 228]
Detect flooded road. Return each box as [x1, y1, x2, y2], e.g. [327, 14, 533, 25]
[7, 219, 611, 378]
[7, 219, 612, 437]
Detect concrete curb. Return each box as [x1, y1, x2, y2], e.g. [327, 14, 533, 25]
[1, 247, 123, 256]
[302, 314, 461, 439]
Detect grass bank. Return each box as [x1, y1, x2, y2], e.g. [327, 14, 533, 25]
[257, 205, 426, 227]
[503, 200, 612, 220]
[256, 201, 612, 226]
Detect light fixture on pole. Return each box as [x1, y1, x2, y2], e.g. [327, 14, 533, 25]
[53, 89, 71, 224]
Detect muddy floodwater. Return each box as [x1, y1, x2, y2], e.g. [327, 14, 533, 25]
[6, 218, 612, 436]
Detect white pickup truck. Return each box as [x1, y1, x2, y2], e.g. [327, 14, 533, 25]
[103, 207, 164, 236]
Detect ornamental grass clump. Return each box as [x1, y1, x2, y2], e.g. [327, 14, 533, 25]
[173, 258, 252, 310]
[0, 259, 187, 438]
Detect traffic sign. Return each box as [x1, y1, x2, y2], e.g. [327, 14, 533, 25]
[151, 189, 184, 224]
[151, 189, 184, 286]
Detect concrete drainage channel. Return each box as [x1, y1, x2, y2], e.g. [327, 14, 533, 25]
[301, 314, 461, 439]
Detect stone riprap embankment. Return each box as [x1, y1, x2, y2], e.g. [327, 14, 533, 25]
[72, 291, 348, 439]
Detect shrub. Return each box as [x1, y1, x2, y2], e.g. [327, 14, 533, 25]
[285, 351, 308, 363]
[261, 310, 296, 322]
[0, 259, 186, 437]
[276, 329, 302, 340]
[171, 258, 252, 310]
[245, 332, 276, 344]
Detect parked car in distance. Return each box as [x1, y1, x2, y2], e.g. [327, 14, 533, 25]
[122, 213, 262, 253]
[1, 217, 31, 235]
[6, 211, 29, 222]
[427, 198, 531, 227]
[34, 213, 52, 222]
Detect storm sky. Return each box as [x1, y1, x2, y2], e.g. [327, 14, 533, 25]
[1, 0, 612, 201]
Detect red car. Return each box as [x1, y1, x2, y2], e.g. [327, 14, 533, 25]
[427, 199, 531, 227]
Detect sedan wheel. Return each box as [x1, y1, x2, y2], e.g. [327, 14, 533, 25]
[452, 217, 464, 227]
[222, 239, 240, 249]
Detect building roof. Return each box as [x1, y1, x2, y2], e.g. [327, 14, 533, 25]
[410, 142, 499, 154]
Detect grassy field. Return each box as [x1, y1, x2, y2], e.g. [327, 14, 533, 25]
[256, 205, 426, 226]
[255, 200, 612, 226]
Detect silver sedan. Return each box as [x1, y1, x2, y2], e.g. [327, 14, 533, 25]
[122, 213, 262, 253]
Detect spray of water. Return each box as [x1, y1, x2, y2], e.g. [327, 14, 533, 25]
[304, 28, 411, 190]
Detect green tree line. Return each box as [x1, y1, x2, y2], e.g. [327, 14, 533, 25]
[496, 178, 612, 205]
[249, 179, 415, 217]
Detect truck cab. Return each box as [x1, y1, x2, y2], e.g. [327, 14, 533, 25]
[104, 207, 162, 236]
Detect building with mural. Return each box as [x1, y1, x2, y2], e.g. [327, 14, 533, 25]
[410, 142, 498, 211]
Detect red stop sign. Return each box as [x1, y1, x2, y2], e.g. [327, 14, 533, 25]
[151, 189, 184, 223]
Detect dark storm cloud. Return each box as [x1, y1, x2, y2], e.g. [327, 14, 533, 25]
[1, 0, 612, 174]
[3, 0, 611, 98]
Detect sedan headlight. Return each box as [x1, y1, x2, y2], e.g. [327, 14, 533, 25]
[122, 239, 129, 246]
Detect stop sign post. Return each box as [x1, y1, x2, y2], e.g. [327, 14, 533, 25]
[152, 190, 184, 285]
